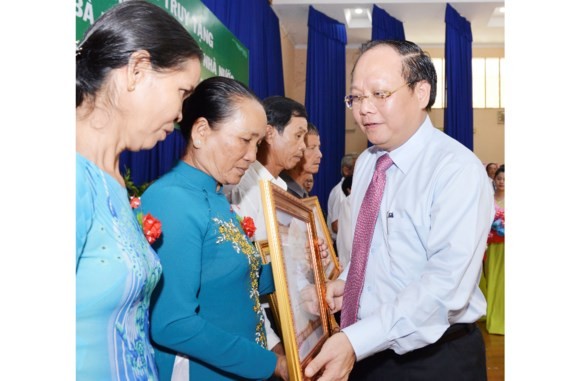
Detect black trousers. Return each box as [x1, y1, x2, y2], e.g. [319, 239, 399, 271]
[348, 324, 487, 381]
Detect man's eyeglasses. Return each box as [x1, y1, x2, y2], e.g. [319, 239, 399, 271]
[344, 82, 410, 109]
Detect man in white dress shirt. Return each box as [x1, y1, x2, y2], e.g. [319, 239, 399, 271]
[281, 122, 322, 199]
[305, 40, 494, 381]
[326, 154, 356, 242]
[230, 96, 309, 241]
[486, 162, 498, 191]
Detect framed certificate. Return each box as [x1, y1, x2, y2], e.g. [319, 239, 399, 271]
[302, 196, 342, 280]
[260, 180, 332, 380]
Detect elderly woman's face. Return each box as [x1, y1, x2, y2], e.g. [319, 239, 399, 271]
[125, 57, 201, 151]
[201, 98, 267, 185]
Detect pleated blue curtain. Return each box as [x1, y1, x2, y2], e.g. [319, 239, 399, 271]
[371, 5, 405, 40]
[444, 4, 474, 150]
[202, 0, 285, 99]
[305, 6, 347, 208]
[119, 129, 187, 186]
[120, 0, 285, 186]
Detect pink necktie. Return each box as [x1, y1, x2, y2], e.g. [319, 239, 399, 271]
[341, 154, 393, 328]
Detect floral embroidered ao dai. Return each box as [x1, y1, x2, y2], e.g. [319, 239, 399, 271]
[142, 161, 277, 381]
[76, 153, 162, 380]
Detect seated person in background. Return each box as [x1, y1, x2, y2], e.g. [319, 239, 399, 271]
[280, 122, 322, 199]
[142, 77, 288, 380]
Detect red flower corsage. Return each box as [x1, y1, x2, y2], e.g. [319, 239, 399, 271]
[230, 205, 256, 239]
[130, 196, 162, 244]
[239, 216, 256, 239]
[141, 213, 162, 244]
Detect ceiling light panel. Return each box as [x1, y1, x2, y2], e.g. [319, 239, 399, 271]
[344, 7, 371, 28]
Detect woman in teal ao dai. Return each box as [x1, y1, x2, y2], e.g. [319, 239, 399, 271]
[142, 77, 288, 380]
[75, 2, 202, 379]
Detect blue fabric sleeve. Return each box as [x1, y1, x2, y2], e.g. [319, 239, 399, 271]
[143, 186, 277, 380]
[76, 158, 95, 267]
[259, 263, 275, 295]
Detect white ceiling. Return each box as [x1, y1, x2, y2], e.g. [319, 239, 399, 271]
[271, 0, 504, 48]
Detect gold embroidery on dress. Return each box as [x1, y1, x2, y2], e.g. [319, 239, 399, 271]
[213, 217, 267, 348]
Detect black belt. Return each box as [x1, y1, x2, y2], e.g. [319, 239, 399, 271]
[436, 322, 477, 345]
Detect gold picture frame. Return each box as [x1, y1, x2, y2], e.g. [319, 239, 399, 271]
[260, 180, 331, 381]
[301, 196, 342, 281]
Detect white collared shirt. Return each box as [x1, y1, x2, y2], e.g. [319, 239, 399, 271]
[326, 178, 346, 240]
[341, 116, 494, 360]
[229, 161, 287, 242]
[336, 194, 353, 269]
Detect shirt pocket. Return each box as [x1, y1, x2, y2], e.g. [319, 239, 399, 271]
[386, 215, 428, 266]
[387, 214, 416, 234]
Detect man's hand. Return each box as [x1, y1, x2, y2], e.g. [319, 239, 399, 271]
[304, 332, 355, 381]
[304, 237, 331, 270]
[271, 342, 285, 356]
[317, 237, 330, 266]
[324, 279, 345, 313]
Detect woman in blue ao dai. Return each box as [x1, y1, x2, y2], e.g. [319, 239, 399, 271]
[75, 2, 202, 379]
[142, 77, 289, 380]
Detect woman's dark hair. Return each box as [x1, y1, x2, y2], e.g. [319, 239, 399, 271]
[352, 40, 437, 111]
[262, 96, 308, 134]
[76, 0, 203, 107]
[178, 76, 262, 142]
[494, 165, 505, 179]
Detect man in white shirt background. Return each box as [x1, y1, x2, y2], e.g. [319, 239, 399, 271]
[326, 154, 356, 245]
[280, 122, 322, 199]
[486, 162, 498, 191]
[230, 96, 308, 241]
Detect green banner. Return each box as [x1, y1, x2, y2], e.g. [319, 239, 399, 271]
[76, 0, 249, 84]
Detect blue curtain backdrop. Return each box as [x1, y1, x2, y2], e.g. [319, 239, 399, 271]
[371, 5, 405, 41]
[305, 6, 347, 209]
[202, 0, 285, 99]
[119, 130, 187, 186]
[121, 0, 285, 186]
[444, 4, 474, 150]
